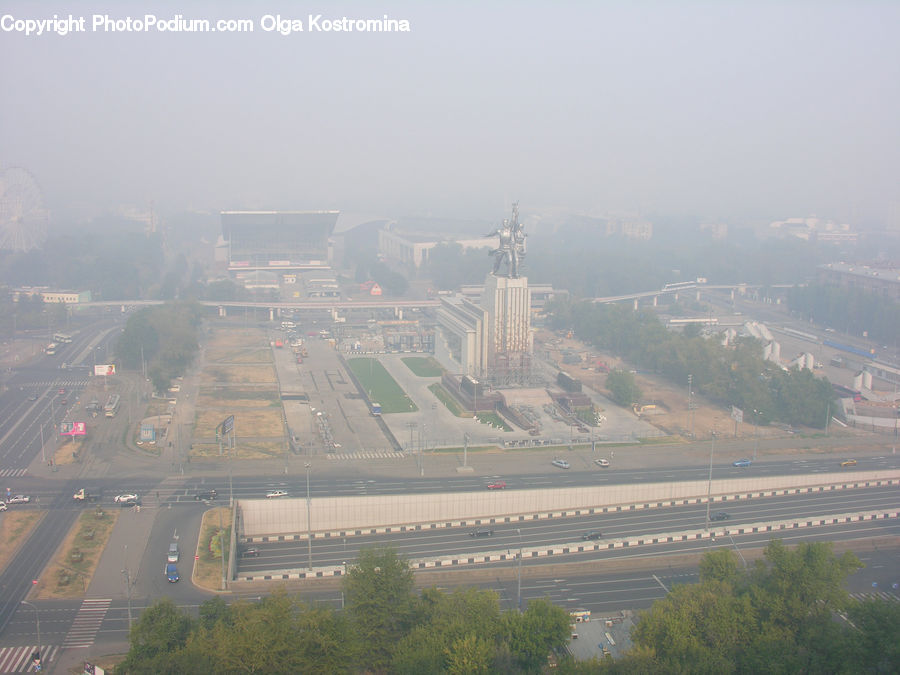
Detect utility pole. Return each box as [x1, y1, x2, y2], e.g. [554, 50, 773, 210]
[21, 600, 40, 669]
[122, 545, 134, 629]
[516, 528, 523, 612]
[705, 429, 717, 530]
[687, 374, 694, 439]
[306, 462, 312, 571]
[753, 409, 760, 462]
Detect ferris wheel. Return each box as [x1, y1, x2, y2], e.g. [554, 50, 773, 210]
[0, 166, 49, 252]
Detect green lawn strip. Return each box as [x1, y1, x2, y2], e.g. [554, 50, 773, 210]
[347, 358, 418, 413]
[428, 383, 470, 417]
[401, 356, 444, 377]
[475, 411, 513, 431]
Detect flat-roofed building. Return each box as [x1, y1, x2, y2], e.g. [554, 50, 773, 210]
[221, 210, 339, 271]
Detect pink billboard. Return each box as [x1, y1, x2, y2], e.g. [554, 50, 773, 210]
[60, 421, 87, 436]
[94, 364, 116, 376]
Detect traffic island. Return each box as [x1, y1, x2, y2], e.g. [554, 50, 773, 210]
[192, 506, 233, 592]
[33, 508, 119, 599]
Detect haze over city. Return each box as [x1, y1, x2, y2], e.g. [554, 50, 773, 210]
[2, 0, 899, 225]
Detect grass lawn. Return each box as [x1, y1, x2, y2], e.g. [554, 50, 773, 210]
[475, 411, 513, 431]
[348, 358, 418, 413]
[401, 356, 444, 377]
[193, 507, 232, 592]
[428, 383, 471, 417]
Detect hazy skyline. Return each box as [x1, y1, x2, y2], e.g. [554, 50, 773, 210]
[2, 1, 899, 225]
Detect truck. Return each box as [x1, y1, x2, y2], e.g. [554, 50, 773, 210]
[73, 488, 101, 503]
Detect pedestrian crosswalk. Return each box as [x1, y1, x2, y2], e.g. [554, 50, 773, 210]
[327, 451, 406, 461]
[850, 591, 900, 603]
[0, 468, 28, 478]
[24, 380, 86, 389]
[63, 598, 111, 648]
[0, 645, 59, 672]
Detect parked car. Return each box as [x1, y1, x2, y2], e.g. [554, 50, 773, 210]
[595, 458, 610, 468]
[114, 493, 139, 504]
[195, 489, 218, 501]
[710, 511, 730, 521]
[7, 495, 30, 504]
[487, 481, 506, 490]
[469, 528, 494, 537]
[840, 459, 858, 467]
[165, 563, 179, 583]
[242, 547, 260, 557]
[582, 531, 602, 540]
[551, 459, 571, 469]
[266, 490, 288, 498]
[732, 459, 752, 468]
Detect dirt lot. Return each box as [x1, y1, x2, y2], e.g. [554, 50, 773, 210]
[543, 330, 783, 442]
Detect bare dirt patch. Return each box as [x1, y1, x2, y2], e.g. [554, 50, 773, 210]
[0, 511, 44, 572]
[33, 507, 120, 599]
[199, 364, 277, 385]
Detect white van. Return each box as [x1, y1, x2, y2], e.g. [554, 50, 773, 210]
[167, 542, 180, 563]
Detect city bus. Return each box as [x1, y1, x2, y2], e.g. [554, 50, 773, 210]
[53, 333, 73, 343]
[104, 394, 121, 417]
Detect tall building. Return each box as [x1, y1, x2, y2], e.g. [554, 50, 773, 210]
[220, 211, 339, 271]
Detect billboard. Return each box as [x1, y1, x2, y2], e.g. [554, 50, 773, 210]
[731, 406, 743, 423]
[60, 421, 87, 436]
[140, 423, 156, 442]
[222, 415, 234, 434]
[94, 364, 116, 376]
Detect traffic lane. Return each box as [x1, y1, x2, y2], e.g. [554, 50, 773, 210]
[4, 602, 81, 644]
[235, 486, 900, 571]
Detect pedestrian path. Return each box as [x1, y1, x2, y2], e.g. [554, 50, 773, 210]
[0, 468, 28, 478]
[326, 451, 405, 461]
[0, 645, 59, 672]
[62, 598, 111, 648]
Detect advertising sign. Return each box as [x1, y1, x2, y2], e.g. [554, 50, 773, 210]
[222, 415, 235, 435]
[94, 364, 116, 376]
[60, 421, 87, 436]
[731, 406, 744, 423]
[140, 423, 156, 442]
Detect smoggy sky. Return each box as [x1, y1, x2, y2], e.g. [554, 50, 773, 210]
[2, 1, 898, 224]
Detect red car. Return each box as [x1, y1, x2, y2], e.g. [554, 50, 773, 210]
[487, 481, 506, 490]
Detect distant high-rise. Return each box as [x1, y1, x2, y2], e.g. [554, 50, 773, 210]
[220, 210, 339, 271]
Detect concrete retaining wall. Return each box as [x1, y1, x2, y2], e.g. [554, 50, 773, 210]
[240, 470, 900, 538]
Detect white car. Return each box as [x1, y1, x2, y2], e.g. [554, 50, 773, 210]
[0, 502, 7, 511]
[8, 495, 31, 504]
[114, 493, 139, 504]
[595, 458, 610, 468]
[551, 459, 570, 469]
[266, 490, 288, 499]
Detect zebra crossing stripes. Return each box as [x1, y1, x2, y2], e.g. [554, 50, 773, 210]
[22, 381, 86, 389]
[62, 598, 111, 648]
[0, 645, 59, 673]
[850, 591, 900, 603]
[0, 468, 28, 478]
[326, 451, 405, 461]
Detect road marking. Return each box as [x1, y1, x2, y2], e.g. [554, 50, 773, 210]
[62, 598, 111, 648]
[0, 645, 60, 672]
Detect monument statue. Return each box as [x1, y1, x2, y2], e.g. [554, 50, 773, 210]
[485, 202, 526, 278]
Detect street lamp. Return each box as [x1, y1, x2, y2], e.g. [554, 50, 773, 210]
[305, 462, 312, 571]
[753, 409, 761, 461]
[516, 528, 523, 612]
[705, 429, 717, 531]
[20, 600, 40, 668]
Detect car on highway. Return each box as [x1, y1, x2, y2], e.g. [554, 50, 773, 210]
[486, 481, 506, 490]
[242, 547, 260, 557]
[840, 459, 858, 467]
[114, 494, 139, 504]
[710, 511, 730, 521]
[58, 388, 66, 395]
[0, 503, 7, 511]
[595, 458, 610, 468]
[7, 495, 30, 504]
[165, 563, 179, 583]
[551, 459, 571, 469]
[266, 490, 288, 498]
[195, 489, 218, 501]
[469, 528, 494, 537]
[27, 394, 38, 401]
[582, 531, 602, 540]
[733, 459, 752, 468]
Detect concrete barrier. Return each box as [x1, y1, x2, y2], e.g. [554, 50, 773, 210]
[239, 471, 900, 539]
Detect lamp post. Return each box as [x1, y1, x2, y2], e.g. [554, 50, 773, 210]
[705, 430, 717, 531]
[305, 462, 312, 571]
[516, 528, 523, 612]
[753, 409, 761, 462]
[20, 600, 40, 667]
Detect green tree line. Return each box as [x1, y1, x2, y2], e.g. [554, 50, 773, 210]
[116, 547, 570, 674]
[547, 299, 835, 428]
[788, 283, 900, 347]
[115, 301, 204, 393]
[561, 541, 899, 674]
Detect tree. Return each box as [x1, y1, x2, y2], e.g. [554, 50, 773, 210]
[501, 598, 570, 673]
[606, 369, 641, 407]
[117, 599, 195, 674]
[343, 546, 416, 671]
[698, 548, 741, 585]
